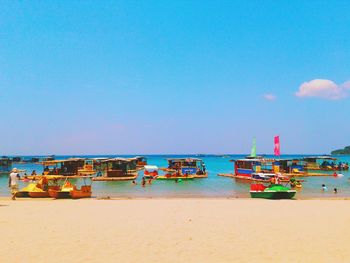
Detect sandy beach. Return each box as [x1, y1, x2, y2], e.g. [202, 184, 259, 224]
[1, 198, 350, 263]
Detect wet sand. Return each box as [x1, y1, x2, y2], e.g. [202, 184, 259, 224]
[1, 198, 350, 263]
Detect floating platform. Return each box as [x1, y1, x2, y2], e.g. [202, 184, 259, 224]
[283, 172, 332, 177]
[22, 175, 93, 181]
[93, 175, 138, 181]
[218, 173, 235, 178]
[156, 176, 194, 180]
[217, 173, 272, 183]
[193, 173, 208, 179]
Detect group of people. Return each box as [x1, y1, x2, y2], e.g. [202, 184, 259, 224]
[133, 176, 153, 187]
[321, 184, 338, 194]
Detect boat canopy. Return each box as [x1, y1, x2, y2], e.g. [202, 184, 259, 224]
[43, 158, 86, 165]
[234, 158, 277, 163]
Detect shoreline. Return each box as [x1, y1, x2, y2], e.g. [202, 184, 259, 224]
[1, 196, 350, 201]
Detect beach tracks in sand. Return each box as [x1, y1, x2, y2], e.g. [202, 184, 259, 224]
[1, 199, 350, 263]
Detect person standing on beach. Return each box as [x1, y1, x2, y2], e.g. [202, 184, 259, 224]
[8, 168, 20, 200]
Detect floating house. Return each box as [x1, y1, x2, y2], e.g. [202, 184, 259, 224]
[0, 157, 13, 174]
[12, 157, 22, 163]
[93, 158, 138, 181]
[219, 157, 331, 180]
[277, 159, 305, 174]
[42, 158, 88, 176]
[303, 156, 348, 171]
[234, 158, 278, 177]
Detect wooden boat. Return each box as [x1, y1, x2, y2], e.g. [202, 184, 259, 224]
[93, 158, 139, 181]
[70, 185, 92, 199]
[161, 158, 208, 179]
[42, 158, 96, 176]
[250, 184, 296, 199]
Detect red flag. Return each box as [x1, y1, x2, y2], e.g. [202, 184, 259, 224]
[274, 136, 280, 156]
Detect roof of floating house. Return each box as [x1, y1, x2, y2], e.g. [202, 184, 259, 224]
[43, 158, 86, 165]
[303, 156, 337, 161]
[101, 158, 134, 163]
[166, 158, 203, 162]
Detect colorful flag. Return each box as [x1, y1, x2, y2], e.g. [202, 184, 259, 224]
[274, 136, 280, 156]
[251, 137, 256, 157]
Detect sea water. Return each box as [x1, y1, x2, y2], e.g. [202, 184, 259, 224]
[0, 155, 349, 198]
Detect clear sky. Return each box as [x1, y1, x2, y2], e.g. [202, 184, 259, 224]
[1, 1, 350, 155]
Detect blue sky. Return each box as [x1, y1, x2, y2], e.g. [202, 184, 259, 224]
[1, 1, 350, 155]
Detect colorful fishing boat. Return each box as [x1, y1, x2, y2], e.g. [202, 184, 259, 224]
[219, 156, 329, 179]
[222, 158, 281, 181]
[250, 184, 296, 199]
[160, 158, 207, 178]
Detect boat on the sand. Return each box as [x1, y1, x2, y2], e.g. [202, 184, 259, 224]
[70, 185, 92, 199]
[49, 176, 93, 199]
[49, 180, 74, 199]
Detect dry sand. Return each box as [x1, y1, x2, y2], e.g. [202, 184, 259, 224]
[1, 198, 350, 263]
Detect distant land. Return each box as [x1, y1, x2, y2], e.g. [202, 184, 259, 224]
[331, 146, 350, 155]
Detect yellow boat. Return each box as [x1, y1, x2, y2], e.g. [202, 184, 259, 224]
[16, 183, 36, 198]
[17, 177, 60, 198]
